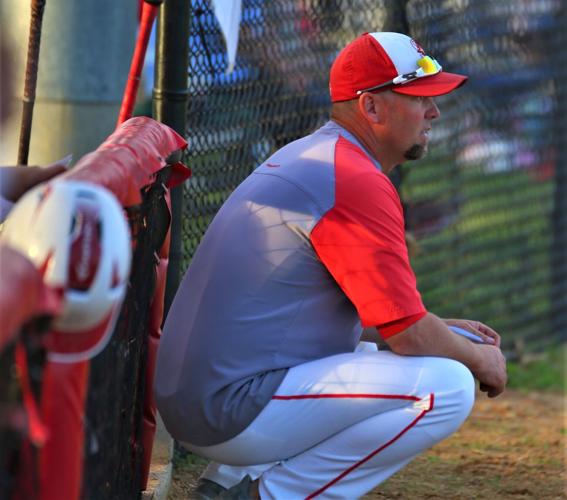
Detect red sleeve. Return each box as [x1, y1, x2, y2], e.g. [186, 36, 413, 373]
[378, 311, 427, 339]
[310, 136, 426, 328]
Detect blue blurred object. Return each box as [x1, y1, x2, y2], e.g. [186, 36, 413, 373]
[449, 326, 484, 344]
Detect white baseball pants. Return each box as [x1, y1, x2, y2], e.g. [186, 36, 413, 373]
[185, 344, 475, 499]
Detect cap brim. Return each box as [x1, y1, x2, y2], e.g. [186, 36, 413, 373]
[392, 71, 468, 97]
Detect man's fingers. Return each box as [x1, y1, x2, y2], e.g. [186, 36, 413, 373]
[0, 161, 69, 202]
[477, 323, 501, 347]
[468, 326, 495, 344]
[488, 386, 504, 398]
[465, 321, 501, 346]
[20, 161, 69, 196]
[46, 154, 73, 170]
[35, 163, 68, 181]
[480, 382, 504, 398]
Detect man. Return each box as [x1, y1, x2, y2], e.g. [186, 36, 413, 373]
[155, 32, 507, 499]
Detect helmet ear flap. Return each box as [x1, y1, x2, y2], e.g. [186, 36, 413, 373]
[1, 180, 132, 362]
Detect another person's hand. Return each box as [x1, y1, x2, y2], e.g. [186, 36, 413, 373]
[444, 318, 501, 347]
[0, 156, 71, 202]
[471, 343, 507, 398]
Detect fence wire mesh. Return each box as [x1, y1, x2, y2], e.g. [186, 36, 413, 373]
[83, 171, 171, 499]
[181, 0, 566, 350]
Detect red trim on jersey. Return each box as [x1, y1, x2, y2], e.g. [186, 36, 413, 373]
[378, 310, 427, 338]
[310, 136, 426, 329]
[305, 393, 435, 499]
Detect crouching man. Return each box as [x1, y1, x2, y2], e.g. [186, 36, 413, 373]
[155, 31, 507, 499]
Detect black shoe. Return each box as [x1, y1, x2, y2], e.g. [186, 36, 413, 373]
[217, 475, 254, 500]
[192, 478, 228, 500]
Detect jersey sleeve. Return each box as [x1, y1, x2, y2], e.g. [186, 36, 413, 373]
[310, 137, 426, 329]
[377, 311, 427, 338]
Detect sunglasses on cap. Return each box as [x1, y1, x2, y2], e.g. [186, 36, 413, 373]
[356, 56, 442, 95]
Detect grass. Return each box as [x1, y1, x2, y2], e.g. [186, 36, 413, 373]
[506, 343, 566, 393]
[405, 168, 557, 351]
[173, 447, 209, 469]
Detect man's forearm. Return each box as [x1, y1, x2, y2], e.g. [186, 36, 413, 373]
[385, 312, 507, 397]
[385, 313, 484, 374]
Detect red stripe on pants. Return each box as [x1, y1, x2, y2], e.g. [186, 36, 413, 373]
[271, 392, 435, 499]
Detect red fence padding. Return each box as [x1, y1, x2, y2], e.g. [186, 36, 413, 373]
[36, 116, 189, 500]
[2, 117, 188, 500]
[0, 244, 62, 351]
[63, 116, 189, 206]
[39, 361, 90, 500]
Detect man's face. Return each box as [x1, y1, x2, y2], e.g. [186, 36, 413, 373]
[380, 92, 440, 164]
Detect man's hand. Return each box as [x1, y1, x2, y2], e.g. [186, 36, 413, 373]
[444, 318, 501, 347]
[0, 156, 71, 202]
[386, 313, 507, 398]
[471, 344, 507, 398]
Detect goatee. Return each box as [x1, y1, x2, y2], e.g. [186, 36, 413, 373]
[404, 144, 426, 160]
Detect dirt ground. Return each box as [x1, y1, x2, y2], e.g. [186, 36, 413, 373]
[168, 389, 566, 499]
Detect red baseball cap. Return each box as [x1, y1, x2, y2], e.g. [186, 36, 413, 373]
[330, 32, 467, 102]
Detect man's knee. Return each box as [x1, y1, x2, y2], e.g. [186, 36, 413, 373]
[424, 358, 475, 440]
[447, 359, 475, 425]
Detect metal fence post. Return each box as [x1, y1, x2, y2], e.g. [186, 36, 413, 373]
[153, 0, 190, 316]
[551, 1, 567, 341]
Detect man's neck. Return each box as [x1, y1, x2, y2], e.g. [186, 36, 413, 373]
[330, 115, 398, 174]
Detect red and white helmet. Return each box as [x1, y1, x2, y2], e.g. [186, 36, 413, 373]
[0, 180, 131, 362]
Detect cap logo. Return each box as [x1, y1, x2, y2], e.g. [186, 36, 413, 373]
[410, 39, 426, 56]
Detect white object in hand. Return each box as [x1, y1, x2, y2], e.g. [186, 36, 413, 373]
[449, 326, 484, 343]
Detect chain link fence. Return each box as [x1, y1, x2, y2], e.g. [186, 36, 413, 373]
[83, 170, 172, 499]
[181, 0, 566, 350]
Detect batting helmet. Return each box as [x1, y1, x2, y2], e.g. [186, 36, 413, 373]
[0, 180, 132, 362]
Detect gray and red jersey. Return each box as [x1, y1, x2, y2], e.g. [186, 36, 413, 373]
[155, 121, 426, 447]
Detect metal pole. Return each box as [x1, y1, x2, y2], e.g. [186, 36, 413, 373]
[153, 0, 190, 316]
[551, 1, 567, 341]
[17, 0, 46, 165]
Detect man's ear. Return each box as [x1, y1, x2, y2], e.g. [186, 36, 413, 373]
[358, 93, 382, 124]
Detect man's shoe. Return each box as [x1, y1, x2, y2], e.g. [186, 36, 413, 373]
[192, 478, 228, 500]
[217, 475, 255, 499]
